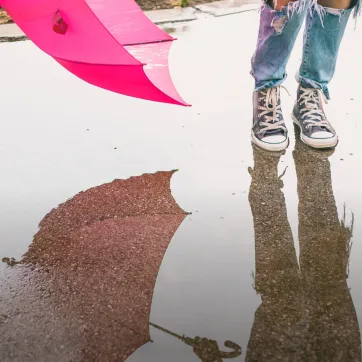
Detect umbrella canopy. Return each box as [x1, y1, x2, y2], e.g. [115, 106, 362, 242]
[0, 0, 189, 106]
[1, 171, 187, 361]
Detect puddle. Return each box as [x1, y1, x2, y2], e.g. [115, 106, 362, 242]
[1, 10, 362, 362]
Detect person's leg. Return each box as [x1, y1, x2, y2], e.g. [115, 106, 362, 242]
[251, 1, 306, 94]
[251, 1, 307, 151]
[293, 0, 358, 149]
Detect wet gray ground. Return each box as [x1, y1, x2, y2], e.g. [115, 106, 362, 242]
[1, 9, 362, 362]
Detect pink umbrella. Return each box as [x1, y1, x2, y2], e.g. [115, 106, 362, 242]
[0, 0, 189, 106]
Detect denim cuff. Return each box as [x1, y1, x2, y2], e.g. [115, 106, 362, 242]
[296, 73, 331, 100]
[253, 73, 288, 92]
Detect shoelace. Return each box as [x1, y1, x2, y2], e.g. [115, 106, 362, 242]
[299, 87, 331, 131]
[257, 87, 288, 134]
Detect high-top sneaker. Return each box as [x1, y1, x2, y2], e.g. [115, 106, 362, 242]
[252, 87, 289, 152]
[292, 86, 338, 149]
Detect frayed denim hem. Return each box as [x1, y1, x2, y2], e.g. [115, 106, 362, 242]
[353, 0, 361, 19]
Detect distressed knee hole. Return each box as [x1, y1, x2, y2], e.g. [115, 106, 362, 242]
[271, 14, 288, 33]
[267, 0, 307, 34]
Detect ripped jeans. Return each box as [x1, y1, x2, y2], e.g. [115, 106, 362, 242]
[251, 0, 360, 99]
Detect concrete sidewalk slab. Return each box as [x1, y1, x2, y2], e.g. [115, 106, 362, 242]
[147, 7, 197, 24]
[0, 9, 197, 39]
[0, 0, 260, 39]
[0, 23, 23, 37]
[195, 0, 261, 16]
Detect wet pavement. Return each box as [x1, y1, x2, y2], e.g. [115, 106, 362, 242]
[1, 9, 362, 362]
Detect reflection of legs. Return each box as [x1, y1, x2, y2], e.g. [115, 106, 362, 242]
[246, 145, 301, 361]
[293, 128, 361, 361]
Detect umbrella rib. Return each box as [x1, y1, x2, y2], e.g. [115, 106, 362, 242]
[82, 0, 142, 64]
[123, 38, 175, 47]
[118, 320, 145, 337]
[54, 56, 144, 66]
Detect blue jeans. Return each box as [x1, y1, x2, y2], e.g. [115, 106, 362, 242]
[251, 0, 360, 99]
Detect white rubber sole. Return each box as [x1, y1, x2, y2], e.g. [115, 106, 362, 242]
[251, 130, 289, 152]
[292, 114, 338, 149]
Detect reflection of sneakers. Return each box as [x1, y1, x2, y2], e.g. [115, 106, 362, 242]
[252, 87, 289, 152]
[293, 124, 335, 161]
[292, 86, 338, 149]
[248, 142, 288, 223]
[248, 143, 286, 189]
